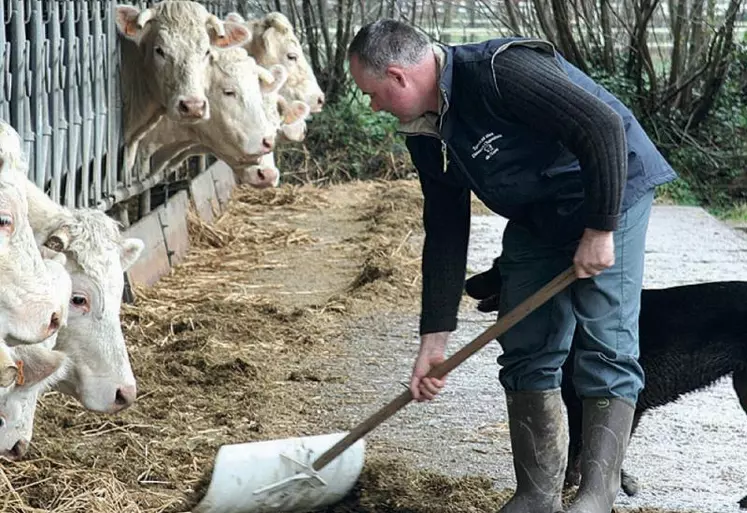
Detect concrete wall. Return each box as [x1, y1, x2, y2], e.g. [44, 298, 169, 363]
[123, 161, 236, 288]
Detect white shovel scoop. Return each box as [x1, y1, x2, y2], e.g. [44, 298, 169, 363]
[192, 266, 577, 513]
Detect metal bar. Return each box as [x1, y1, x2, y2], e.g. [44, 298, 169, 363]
[10, 0, 26, 162]
[49, 1, 63, 204]
[91, 0, 104, 205]
[29, 0, 45, 189]
[106, 0, 120, 201]
[63, 0, 77, 208]
[0, 1, 8, 122]
[77, 0, 91, 207]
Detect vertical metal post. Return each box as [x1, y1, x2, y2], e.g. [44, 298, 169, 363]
[49, 1, 63, 204]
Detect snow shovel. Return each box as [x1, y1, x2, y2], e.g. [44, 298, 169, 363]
[192, 265, 577, 513]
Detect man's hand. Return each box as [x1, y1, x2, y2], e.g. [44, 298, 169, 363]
[574, 228, 615, 278]
[410, 332, 449, 401]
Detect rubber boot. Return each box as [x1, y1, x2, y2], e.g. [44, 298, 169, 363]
[498, 389, 568, 513]
[566, 397, 635, 513]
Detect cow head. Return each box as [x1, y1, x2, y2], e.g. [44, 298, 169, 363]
[189, 48, 283, 162]
[243, 12, 325, 112]
[116, 1, 251, 123]
[0, 128, 70, 346]
[40, 211, 144, 414]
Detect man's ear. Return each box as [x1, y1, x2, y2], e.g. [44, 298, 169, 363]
[386, 66, 407, 87]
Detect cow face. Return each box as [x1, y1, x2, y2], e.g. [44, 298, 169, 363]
[116, 1, 251, 123]
[0, 126, 70, 346]
[189, 48, 281, 162]
[245, 13, 325, 112]
[41, 214, 144, 415]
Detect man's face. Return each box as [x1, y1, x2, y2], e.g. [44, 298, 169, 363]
[349, 55, 421, 123]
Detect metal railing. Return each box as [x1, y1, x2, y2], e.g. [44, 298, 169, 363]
[0, 0, 234, 214]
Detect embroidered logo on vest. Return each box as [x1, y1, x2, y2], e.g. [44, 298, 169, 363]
[471, 133, 503, 160]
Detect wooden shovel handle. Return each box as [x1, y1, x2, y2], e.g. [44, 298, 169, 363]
[312, 265, 577, 471]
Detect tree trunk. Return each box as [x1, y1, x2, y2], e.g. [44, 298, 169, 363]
[302, 0, 322, 75]
[600, 0, 615, 72]
[504, 0, 521, 35]
[667, 0, 687, 110]
[531, 0, 558, 44]
[550, 0, 589, 72]
[442, 0, 453, 43]
[687, 0, 743, 132]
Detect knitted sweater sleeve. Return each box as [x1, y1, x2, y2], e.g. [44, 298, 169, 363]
[492, 46, 627, 231]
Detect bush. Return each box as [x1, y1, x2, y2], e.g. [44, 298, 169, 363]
[275, 92, 414, 185]
[588, 44, 747, 218]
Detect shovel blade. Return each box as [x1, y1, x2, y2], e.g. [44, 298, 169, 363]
[192, 432, 364, 513]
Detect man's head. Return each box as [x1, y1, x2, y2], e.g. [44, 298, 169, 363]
[347, 20, 435, 123]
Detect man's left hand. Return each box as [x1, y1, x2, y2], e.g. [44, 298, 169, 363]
[573, 228, 615, 278]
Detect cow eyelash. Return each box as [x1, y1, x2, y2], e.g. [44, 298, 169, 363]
[223, 90, 237, 97]
[287, 53, 298, 61]
[0, 213, 12, 226]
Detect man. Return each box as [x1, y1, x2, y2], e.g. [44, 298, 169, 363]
[348, 20, 677, 513]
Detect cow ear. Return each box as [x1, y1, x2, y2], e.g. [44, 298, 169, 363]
[285, 100, 311, 124]
[120, 238, 144, 272]
[13, 347, 67, 389]
[115, 5, 149, 41]
[0, 345, 18, 388]
[44, 225, 71, 253]
[212, 20, 251, 48]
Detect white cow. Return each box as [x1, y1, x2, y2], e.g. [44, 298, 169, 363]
[0, 118, 143, 413]
[115, 1, 253, 172]
[22, 181, 144, 414]
[228, 11, 326, 113]
[0, 342, 67, 460]
[135, 47, 286, 179]
[0, 124, 71, 347]
[137, 49, 310, 188]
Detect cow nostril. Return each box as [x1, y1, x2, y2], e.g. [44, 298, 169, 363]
[178, 100, 190, 114]
[317, 96, 325, 106]
[10, 440, 28, 460]
[49, 311, 61, 332]
[114, 385, 136, 408]
[256, 168, 266, 181]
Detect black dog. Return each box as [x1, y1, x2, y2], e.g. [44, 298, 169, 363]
[465, 259, 747, 509]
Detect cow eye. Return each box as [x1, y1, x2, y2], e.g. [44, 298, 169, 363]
[154, 46, 166, 58]
[71, 294, 90, 312]
[287, 53, 298, 62]
[0, 417, 5, 429]
[223, 90, 237, 97]
[0, 213, 12, 226]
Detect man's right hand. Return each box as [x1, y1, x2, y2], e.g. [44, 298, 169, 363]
[410, 331, 449, 401]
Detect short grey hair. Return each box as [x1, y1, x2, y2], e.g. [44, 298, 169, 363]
[347, 19, 430, 76]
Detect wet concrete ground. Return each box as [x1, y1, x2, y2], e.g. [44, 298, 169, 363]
[316, 205, 747, 513]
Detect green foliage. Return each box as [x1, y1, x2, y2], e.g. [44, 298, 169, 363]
[588, 44, 747, 218]
[275, 92, 414, 185]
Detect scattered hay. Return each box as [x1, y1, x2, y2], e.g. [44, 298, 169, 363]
[0, 179, 686, 513]
[323, 456, 512, 513]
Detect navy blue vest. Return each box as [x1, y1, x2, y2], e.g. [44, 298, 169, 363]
[404, 37, 677, 243]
